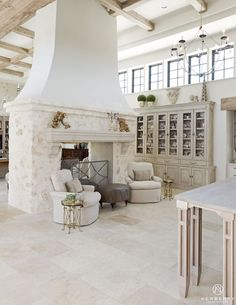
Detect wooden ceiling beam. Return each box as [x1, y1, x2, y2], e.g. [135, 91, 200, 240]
[190, 0, 207, 13]
[121, 0, 152, 11]
[0, 41, 31, 55]
[13, 26, 35, 39]
[0, 55, 32, 69]
[100, 0, 154, 31]
[0, 0, 56, 39]
[0, 68, 24, 77]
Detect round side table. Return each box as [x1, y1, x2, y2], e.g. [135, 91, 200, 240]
[61, 199, 83, 234]
[163, 178, 173, 200]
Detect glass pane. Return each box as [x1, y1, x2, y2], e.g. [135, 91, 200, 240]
[178, 69, 184, 77]
[151, 74, 158, 82]
[225, 58, 234, 69]
[150, 82, 158, 90]
[170, 61, 178, 70]
[191, 56, 199, 66]
[225, 68, 234, 78]
[191, 75, 199, 84]
[225, 47, 234, 59]
[151, 65, 158, 74]
[216, 51, 224, 61]
[170, 70, 178, 78]
[134, 78, 140, 85]
[133, 86, 140, 93]
[200, 54, 207, 64]
[169, 79, 177, 87]
[159, 64, 163, 72]
[214, 70, 224, 80]
[191, 66, 200, 75]
[140, 69, 144, 76]
[178, 78, 184, 86]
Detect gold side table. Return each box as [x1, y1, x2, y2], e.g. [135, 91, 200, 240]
[61, 199, 83, 234]
[163, 178, 173, 200]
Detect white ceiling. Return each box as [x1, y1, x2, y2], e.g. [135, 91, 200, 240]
[117, 0, 190, 32]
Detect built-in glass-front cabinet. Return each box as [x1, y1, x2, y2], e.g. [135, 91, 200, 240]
[135, 102, 215, 188]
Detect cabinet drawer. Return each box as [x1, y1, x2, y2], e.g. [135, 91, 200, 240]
[228, 164, 236, 177]
[157, 158, 179, 165]
[180, 160, 206, 167]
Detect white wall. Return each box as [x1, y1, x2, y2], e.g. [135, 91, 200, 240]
[118, 30, 236, 181]
[0, 81, 18, 115]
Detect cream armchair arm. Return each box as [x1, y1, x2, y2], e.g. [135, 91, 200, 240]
[152, 176, 163, 183]
[125, 176, 133, 184]
[82, 185, 95, 192]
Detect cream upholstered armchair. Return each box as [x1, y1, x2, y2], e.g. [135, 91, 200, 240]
[125, 162, 162, 203]
[50, 169, 101, 226]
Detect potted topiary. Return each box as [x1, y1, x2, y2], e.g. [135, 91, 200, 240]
[137, 95, 146, 107]
[146, 94, 156, 107]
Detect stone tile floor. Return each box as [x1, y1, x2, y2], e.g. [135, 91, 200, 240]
[0, 182, 223, 305]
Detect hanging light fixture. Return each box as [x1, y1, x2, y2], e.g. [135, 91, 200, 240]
[170, 8, 230, 77]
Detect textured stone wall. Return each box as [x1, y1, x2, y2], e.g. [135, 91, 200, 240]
[7, 101, 135, 213]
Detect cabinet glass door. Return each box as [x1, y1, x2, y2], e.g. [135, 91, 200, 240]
[136, 116, 144, 154]
[157, 113, 167, 156]
[182, 111, 193, 158]
[168, 113, 178, 157]
[146, 115, 154, 155]
[194, 111, 206, 159]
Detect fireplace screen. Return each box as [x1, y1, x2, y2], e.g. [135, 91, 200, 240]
[61, 159, 109, 186]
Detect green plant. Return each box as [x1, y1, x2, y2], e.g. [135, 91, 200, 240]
[137, 95, 146, 102]
[66, 194, 76, 201]
[147, 94, 156, 102]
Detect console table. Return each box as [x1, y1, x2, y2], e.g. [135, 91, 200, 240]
[175, 178, 236, 304]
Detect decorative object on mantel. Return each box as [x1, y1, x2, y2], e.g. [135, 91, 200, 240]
[107, 112, 119, 131]
[166, 87, 180, 104]
[146, 94, 156, 107]
[137, 95, 146, 107]
[190, 95, 199, 103]
[118, 118, 130, 132]
[51, 111, 71, 129]
[201, 77, 208, 102]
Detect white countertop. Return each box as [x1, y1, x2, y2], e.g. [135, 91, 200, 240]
[175, 178, 236, 214]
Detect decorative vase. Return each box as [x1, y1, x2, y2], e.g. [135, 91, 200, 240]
[139, 101, 145, 107]
[147, 101, 154, 107]
[166, 88, 180, 104]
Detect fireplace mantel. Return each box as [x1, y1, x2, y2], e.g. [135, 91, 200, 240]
[47, 129, 135, 143]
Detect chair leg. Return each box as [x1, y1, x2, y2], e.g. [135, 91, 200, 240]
[100, 201, 103, 208]
[111, 203, 115, 209]
[125, 200, 128, 206]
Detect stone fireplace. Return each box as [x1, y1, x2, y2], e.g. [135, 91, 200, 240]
[5, 0, 136, 213]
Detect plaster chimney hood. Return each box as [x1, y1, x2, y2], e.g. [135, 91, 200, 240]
[17, 0, 133, 114]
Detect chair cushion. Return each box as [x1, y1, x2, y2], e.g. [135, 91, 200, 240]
[128, 162, 154, 180]
[133, 169, 151, 181]
[65, 179, 83, 193]
[51, 170, 73, 192]
[129, 180, 161, 190]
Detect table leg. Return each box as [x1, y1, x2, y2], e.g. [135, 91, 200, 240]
[190, 207, 202, 286]
[222, 213, 236, 305]
[125, 200, 128, 206]
[177, 200, 191, 298]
